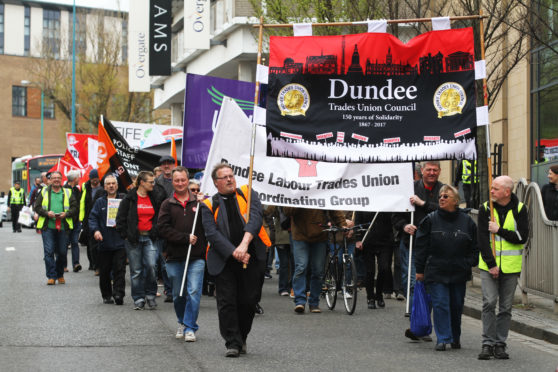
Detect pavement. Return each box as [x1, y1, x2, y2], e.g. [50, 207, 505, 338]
[1, 226, 557, 371]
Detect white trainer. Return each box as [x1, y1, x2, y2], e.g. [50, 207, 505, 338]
[175, 324, 186, 339]
[185, 331, 196, 342]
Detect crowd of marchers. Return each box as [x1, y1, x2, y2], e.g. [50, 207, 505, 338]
[10, 157, 557, 359]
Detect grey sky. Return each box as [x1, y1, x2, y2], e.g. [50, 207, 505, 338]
[33, 0, 129, 12]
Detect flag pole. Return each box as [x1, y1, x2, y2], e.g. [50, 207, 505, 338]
[405, 212, 414, 316]
[179, 202, 200, 297]
[242, 16, 265, 269]
[478, 10, 497, 258]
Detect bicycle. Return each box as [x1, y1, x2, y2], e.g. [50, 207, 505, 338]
[321, 223, 368, 315]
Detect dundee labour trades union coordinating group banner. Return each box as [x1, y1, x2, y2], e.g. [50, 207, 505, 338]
[202, 98, 414, 212]
[266, 28, 478, 163]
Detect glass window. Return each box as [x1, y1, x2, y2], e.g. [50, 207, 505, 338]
[43, 9, 61, 58]
[69, 11, 87, 57]
[44, 98, 55, 119]
[0, 4, 4, 54]
[122, 19, 128, 63]
[12, 86, 27, 117]
[24, 6, 30, 56]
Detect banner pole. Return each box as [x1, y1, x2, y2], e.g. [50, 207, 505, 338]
[361, 211, 379, 244]
[405, 212, 414, 315]
[179, 202, 200, 297]
[242, 16, 264, 269]
[478, 10, 497, 258]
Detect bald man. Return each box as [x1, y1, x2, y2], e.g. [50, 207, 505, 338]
[477, 176, 529, 361]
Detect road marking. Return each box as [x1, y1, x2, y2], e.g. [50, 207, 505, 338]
[5, 247, 15, 251]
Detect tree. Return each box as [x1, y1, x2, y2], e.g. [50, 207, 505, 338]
[28, 9, 160, 134]
[250, 0, 558, 203]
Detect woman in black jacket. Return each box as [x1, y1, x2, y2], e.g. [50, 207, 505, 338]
[414, 185, 478, 351]
[115, 171, 159, 310]
[541, 165, 558, 221]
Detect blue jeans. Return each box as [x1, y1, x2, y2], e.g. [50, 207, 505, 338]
[276, 244, 294, 293]
[125, 236, 158, 303]
[42, 228, 68, 279]
[292, 240, 327, 307]
[166, 259, 205, 333]
[155, 240, 172, 295]
[400, 240, 415, 307]
[69, 222, 81, 266]
[426, 281, 466, 344]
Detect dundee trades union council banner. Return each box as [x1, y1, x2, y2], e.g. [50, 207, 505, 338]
[266, 28, 477, 163]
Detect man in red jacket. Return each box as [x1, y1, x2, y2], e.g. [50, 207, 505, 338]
[157, 166, 207, 342]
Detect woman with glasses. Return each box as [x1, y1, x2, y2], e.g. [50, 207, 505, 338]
[116, 171, 160, 310]
[413, 185, 478, 351]
[541, 165, 558, 221]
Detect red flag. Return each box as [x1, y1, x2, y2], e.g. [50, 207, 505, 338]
[97, 120, 117, 179]
[170, 137, 178, 166]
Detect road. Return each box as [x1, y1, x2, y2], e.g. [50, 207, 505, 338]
[0, 227, 557, 371]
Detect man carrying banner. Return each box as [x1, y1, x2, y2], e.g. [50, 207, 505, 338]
[393, 161, 443, 313]
[201, 163, 268, 357]
[477, 176, 528, 360]
[80, 169, 102, 274]
[88, 175, 127, 305]
[8, 181, 25, 233]
[157, 166, 207, 342]
[34, 171, 78, 285]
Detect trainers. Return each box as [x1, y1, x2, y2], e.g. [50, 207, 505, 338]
[493, 344, 509, 359]
[134, 300, 145, 310]
[255, 303, 264, 315]
[396, 293, 405, 301]
[384, 293, 392, 299]
[47, 279, 55, 285]
[147, 298, 157, 309]
[280, 291, 289, 296]
[103, 297, 114, 304]
[478, 345, 493, 360]
[294, 304, 305, 313]
[344, 290, 353, 299]
[57, 277, 65, 284]
[73, 264, 82, 272]
[264, 273, 273, 279]
[184, 331, 196, 342]
[225, 348, 240, 358]
[176, 324, 186, 339]
[309, 305, 321, 313]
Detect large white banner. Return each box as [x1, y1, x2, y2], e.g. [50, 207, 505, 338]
[184, 0, 210, 50]
[111, 121, 183, 149]
[128, 0, 150, 92]
[201, 98, 415, 212]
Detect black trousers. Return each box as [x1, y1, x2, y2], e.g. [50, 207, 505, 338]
[87, 235, 99, 270]
[363, 244, 393, 301]
[11, 204, 23, 231]
[215, 256, 265, 350]
[97, 248, 126, 299]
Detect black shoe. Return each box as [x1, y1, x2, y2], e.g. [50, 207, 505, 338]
[404, 329, 420, 341]
[225, 348, 240, 358]
[103, 297, 114, 304]
[255, 303, 264, 315]
[17, 229, 22, 233]
[164, 294, 173, 303]
[134, 301, 145, 310]
[478, 345, 493, 360]
[493, 344, 509, 359]
[208, 283, 215, 297]
[376, 298, 385, 308]
[114, 296, 123, 305]
[451, 342, 461, 349]
[435, 343, 446, 351]
[264, 272, 272, 279]
[73, 264, 82, 272]
[367, 300, 376, 309]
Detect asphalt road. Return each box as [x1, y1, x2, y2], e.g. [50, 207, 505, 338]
[1, 226, 557, 372]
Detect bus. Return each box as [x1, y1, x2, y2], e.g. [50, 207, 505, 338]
[12, 154, 63, 194]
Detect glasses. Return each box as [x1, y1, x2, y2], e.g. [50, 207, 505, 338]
[216, 175, 234, 180]
[189, 188, 200, 192]
[439, 194, 451, 199]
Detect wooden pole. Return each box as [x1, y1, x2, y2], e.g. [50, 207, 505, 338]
[478, 10, 497, 258]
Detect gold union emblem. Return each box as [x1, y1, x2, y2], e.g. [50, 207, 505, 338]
[433, 82, 466, 118]
[278, 84, 310, 116]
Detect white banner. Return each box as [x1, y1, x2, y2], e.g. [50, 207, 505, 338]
[184, 0, 210, 50]
[201, 98, 415, 212]
[111, 121, 183, 149]
[128, 0, 150, 92]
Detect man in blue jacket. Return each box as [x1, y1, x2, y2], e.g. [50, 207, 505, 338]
[89, 175, 126, 305]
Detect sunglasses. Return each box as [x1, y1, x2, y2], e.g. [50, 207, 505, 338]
[439, 194, 451, 199]
[189, 188, 200, 192]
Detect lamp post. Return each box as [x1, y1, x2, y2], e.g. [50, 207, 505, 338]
[21, 80, 44, 155]
[71, 0, 76, 133]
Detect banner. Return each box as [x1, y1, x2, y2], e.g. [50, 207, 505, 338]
[106, 198, 122, 227]
[184, 0, 210, 50]
[66, 133, 97, 168]
[183, 73, 256, 168]
[201, 98, 414, 212]
[266, 28, 477, 163]
[128, 0, 150, 92]
[97, 119, 133, 190]
[149, 0, 171, 76]
[111, 121, 182, 149]
[103, 117, 161, 179]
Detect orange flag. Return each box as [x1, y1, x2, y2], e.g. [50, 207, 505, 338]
[97, 120, 117, 179]
[170, 137, 178, 166]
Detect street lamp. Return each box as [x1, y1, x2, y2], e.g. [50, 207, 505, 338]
[21, 80, 44, 155]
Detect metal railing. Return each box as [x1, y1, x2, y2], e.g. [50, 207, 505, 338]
[470, 178, 558, 312]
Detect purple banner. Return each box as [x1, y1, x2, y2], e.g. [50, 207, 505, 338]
[183, 73, 256, 168]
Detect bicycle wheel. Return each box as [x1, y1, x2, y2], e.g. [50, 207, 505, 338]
[323, 255, 337, 310]
[342, 254, 358, 315]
